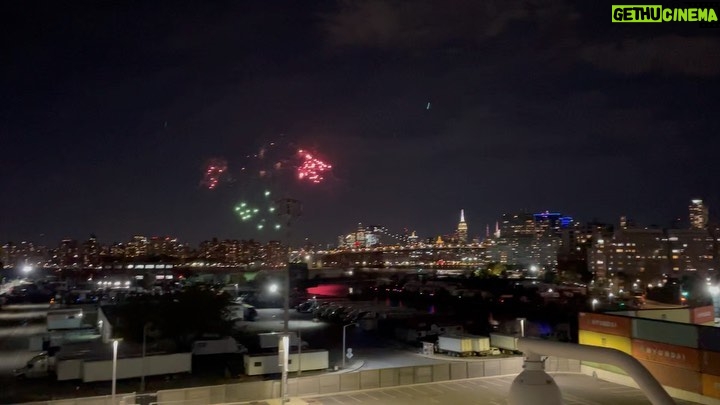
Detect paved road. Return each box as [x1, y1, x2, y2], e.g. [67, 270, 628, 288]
[241, 308, 448, 370]
[301, 373, 701, 405]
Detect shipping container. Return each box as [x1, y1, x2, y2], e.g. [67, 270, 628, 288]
[578, 330, 632, 355]
[631, 338, 700, 371]
[578, 312, 631, 337]
[692, 306, 715, 325]
[698, 325, 720, 352]
[701, 350, 720, 376]
[632, 318, 699, 348]
[702, 373, 720, 400]
[639, 359, 702, 394]
[634, 308, 691, 324]
[607, 310, 637, 317]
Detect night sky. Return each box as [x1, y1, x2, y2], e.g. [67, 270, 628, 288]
[2, 1, 719, 246]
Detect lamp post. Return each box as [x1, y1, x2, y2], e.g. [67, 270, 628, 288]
[276, 198, 302, 403]
[517, 318, 526, 337]
[342, 323, 357, 369]
[140, 323, 150, 393]
[297, 329, 302, 376]
[111, 338, 123, 404]
[592, 298, 599, 312]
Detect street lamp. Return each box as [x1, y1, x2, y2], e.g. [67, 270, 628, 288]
[111, 338, 123, 403]
[342, 323, 357, 369]
[591, 298, 599, 311]
[276, 198, 301, 404]
[517, 318, 526, 337]
[140, 323, 150, 393]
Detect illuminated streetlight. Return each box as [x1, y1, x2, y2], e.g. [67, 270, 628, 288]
[268, 283, 279, 294]
[592, 298, 599, 311]
[22, 265, 33, 273]
[342, 323, 358, 369]
[111, 338, 123, 403]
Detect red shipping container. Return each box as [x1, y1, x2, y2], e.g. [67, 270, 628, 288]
[578, 312, 631, 337]
[632, 338, 700, 371]
[692, 306, 715, 325]
[639, 359, 702, 394]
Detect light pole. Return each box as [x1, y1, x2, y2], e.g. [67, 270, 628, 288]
[140, 323, 150, 393]
[342, 323, 357, 369]
[517, 318, 526, 337]
[276, 198, 301, 403]
[297, 329, 302, 376]
[111, 338, 122, 404]
[592, 298, 599, 312]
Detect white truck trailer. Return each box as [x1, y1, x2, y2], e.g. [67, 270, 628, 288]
[244, 350, 329, 375]
[192, 337, 247, 355]
[258, 332, 304, 349]
[489, 333, 520, 353]
[14, 351, 192, 382]
[437, 335, 498, 357]
[46, 308, 84, 330]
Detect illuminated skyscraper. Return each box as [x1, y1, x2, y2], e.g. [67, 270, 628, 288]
[457, 209, 468, 244]
[690, 199, 708, 229]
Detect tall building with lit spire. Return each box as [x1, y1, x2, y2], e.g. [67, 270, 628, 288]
[457, 209, 468, 244]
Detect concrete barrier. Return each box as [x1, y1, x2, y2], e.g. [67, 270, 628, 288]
[360, 370, 380, 389]
[380, 367, 399, 387]
[45, 356, 591, 405]
[318, 374, 340, 394]
[414, 365, 432, 384]
[500, 356, 523, 375]
[450, 362, 468, 379]
[399, 367, 414, 385]
[340, 372, 360, 391]
[484, 359, 501, 376]
[432, 363, 450, 382]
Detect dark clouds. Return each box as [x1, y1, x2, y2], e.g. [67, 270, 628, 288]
[1, 1, 718, 245]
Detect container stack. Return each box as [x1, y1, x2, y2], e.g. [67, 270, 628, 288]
[578, 310, 720, 400]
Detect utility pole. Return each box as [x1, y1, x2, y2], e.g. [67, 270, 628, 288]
[277, 198, 302, 403]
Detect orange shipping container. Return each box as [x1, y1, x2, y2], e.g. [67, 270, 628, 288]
[701, 351, 720, 376]
[692, 306, 715, 325]
[702, 373, 720, 400]
[578, 312, 631, 337]
[639, 359, 702, 394]
[632, 339, 700, 371]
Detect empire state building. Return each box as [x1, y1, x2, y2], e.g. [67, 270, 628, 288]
[457, 209, 468, 244]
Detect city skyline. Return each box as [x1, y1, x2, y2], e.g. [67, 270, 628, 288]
[2, 197, 712, 248]
[3, 2, 719, 246]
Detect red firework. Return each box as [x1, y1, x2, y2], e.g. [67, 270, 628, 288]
[202, 158, 228, 190]
[297, 149, 332, 184]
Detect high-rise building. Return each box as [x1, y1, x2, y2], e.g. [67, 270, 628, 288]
[457, 209, 468, 244]
[690, 199, 708, 230]
[500, 213, 535, 237]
